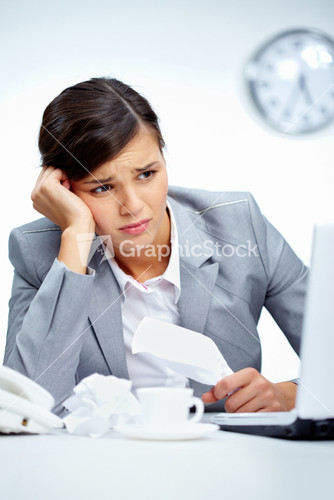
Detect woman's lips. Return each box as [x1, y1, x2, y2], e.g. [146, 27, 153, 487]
[119, 218, 151, 235]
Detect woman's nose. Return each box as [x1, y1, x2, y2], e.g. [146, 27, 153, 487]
[118, 189, 144, 217]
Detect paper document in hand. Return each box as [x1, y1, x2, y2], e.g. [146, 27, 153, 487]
[132, 317, 233, 385]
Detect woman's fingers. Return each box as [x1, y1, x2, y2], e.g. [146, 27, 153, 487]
[201, 387, 219, 403]
[58, 170, 71, 190]
[31, 166, 94, 231]
[201, 367, 295, 413]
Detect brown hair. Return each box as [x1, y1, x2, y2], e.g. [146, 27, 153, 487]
[38, 77, 165, 180]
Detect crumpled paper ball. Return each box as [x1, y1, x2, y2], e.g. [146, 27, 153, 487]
[62, 374, 142, 437]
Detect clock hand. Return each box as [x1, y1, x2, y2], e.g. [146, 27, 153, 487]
[299, 73, 314, 106]
[281, 78, 300, 120]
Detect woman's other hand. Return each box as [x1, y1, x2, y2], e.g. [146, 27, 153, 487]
[201, 367, 297, 412]
[31, 167, 96, 273]
[31, 166, 94, 232]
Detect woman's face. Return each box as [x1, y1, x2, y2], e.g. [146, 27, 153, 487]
[71, 127, 169, 259]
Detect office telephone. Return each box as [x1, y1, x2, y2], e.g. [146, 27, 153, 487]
[0, 365, 63, 434]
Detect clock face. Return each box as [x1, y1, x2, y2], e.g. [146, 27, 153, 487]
[245, 29, 334, 134]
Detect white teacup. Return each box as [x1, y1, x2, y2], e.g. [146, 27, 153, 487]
[136, 387, 204, 428]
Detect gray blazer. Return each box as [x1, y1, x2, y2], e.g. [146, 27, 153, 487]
[4, 186, 308, 415]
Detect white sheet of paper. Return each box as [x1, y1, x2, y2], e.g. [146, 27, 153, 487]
[132, 317, 233, 385]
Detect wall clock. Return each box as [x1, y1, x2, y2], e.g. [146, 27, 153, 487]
[245, 28, 334, 134]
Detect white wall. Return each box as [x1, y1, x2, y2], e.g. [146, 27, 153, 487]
[1, 0, 333, 381]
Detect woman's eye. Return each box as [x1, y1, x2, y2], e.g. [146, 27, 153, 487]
[138, 170, 156, 180]
[93, 184, 113, 194]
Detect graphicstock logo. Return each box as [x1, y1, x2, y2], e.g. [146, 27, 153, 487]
[76, 234, 115, 266]
[118, 239, 259, 260]
[76, 236, 259, 265]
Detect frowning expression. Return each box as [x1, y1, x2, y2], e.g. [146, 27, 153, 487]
[71, 127, 170, 259]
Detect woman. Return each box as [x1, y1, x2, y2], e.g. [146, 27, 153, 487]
[4, 77, 308, 416]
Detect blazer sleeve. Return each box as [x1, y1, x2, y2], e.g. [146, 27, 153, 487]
[4, 227, 95, 415]
[248, 194, 309, 357]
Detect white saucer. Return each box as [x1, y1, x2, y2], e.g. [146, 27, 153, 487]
[115, 423, 219, 441]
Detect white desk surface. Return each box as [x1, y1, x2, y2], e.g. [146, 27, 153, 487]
[1, 413, 333, 500]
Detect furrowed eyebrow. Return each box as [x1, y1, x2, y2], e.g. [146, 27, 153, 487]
[83, 162, 160, 185]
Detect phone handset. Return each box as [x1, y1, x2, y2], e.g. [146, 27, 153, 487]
[0, 365, 63, 434]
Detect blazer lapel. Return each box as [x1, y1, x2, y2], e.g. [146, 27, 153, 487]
[178, 260, 219, 333]
[168, 195, 219, 334]
[168, 196, 221, 399]
[88, 253, 129, 379]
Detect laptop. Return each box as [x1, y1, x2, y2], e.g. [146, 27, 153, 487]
[213, 222, 334, 440]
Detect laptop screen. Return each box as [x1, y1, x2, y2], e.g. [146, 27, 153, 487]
[296, 222, 334, 419]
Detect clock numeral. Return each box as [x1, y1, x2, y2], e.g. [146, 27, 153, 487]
[293, 39, 304, 49]
[270, 98, 279, 107]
